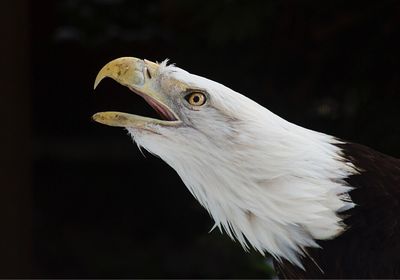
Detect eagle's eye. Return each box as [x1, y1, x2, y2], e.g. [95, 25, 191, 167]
[185, 92, 206, 107]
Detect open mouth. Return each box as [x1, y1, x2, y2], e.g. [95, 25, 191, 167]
[92, 57, 181, 128]
[127, 86, 178, 122]
[92, 85, 180, 128]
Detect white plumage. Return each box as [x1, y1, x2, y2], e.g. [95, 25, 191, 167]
[124, 60, 358, 268]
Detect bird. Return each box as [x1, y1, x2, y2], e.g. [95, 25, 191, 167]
[92, 57, 400, 278]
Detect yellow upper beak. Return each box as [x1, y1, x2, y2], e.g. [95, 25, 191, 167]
[92, 57, 180, 128]
[93, 57, 158, 90]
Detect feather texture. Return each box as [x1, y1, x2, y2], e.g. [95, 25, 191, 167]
[274, 142, 400, 278]
[126, 61, 360, 268]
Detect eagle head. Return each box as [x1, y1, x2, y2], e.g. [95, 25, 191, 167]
[93, 57, 356, 268]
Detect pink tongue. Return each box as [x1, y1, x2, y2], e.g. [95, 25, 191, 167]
[143, 95, 177, 121]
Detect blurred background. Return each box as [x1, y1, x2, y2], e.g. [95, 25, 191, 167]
[1, 0, 399, 278]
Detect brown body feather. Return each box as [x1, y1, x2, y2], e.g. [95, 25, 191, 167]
[274, 142, 400, 278]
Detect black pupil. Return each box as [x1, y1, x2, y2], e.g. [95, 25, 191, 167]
[193, 95, 200, 103]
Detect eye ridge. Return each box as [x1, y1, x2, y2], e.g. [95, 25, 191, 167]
[185, 91, 207, 107]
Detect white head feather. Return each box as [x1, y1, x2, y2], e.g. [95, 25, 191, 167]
[126, 60, 357, 268]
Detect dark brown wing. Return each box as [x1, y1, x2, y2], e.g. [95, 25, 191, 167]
[275, 142, 400, 279]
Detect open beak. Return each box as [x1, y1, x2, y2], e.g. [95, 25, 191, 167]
[93, 57, 180, 128]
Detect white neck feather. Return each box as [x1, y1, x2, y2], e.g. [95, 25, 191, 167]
[127, 72, 357, 268]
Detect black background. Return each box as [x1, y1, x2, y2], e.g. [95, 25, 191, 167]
[1, 0, 400, 278]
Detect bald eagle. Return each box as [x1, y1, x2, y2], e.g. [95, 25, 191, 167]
[93, 57, 400, 278]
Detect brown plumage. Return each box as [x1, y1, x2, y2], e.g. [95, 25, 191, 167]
[275, 142, 400, 278]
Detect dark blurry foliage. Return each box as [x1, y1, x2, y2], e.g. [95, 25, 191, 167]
[18, 0, 400, 278]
